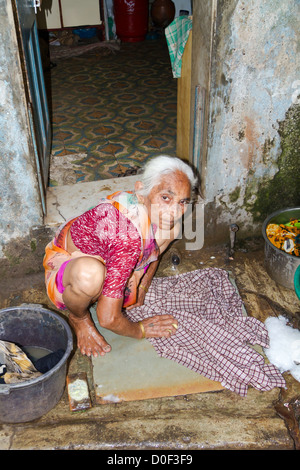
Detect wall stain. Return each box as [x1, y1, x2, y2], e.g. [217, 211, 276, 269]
[229, 187, 241, 203]
[248, 104, 300, 222]
[242, 116, 260, 170]
[262, 137, 276, 164]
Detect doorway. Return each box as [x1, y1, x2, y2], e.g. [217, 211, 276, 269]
[47, 36, 177, 187]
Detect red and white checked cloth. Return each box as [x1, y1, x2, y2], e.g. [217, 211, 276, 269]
[125, 268, 286, 397]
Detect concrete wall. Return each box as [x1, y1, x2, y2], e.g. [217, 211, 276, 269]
[203, 0, 300, 242]
[0, 0, 43, 257]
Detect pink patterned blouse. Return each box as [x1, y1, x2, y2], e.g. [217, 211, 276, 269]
[70, 203, 142, 298]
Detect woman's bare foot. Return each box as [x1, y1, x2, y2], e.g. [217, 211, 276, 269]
[68, 312, 111, 357]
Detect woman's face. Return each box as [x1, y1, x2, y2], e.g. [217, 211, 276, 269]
[136, 170, 191, 231]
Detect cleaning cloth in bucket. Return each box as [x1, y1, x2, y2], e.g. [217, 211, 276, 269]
[0, 340, 65, 383]
[165, 16, 192, 78]
[0, 340, 42, 384]
[32, 349, 65, 374]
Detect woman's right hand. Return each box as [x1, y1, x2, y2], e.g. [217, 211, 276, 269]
[140, 315, 178, 338]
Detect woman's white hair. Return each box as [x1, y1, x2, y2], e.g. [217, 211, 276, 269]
[137, 155, 198, 196]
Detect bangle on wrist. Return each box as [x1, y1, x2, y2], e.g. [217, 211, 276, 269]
[140, 284, 148, 293]
[138, 321, 145, 339]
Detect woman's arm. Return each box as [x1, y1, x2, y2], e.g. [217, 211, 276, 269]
[140, 259, 160, 290]
[96, 295, 142, 337]
[126, 259, 160, 311]
[96, 293, 177, 339]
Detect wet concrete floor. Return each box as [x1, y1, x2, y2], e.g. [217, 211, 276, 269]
[0, 238, 300, 450]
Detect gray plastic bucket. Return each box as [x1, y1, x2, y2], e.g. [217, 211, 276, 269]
[0, 305, 73, 423]
[262, 207, 300, 290]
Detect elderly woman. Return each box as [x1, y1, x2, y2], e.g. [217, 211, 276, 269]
[44, 155, 197, 357]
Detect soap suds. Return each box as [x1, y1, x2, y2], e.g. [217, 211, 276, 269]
[102, 394, 121, 403]
[264, 315, 300, 382]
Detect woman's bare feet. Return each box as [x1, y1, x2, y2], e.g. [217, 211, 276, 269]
[68, 312, 111, 357]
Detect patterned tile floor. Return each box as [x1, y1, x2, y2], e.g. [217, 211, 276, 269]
[49, 36, 177, 186]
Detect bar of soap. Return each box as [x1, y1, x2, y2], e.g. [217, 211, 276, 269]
[67, 373, 92, 412]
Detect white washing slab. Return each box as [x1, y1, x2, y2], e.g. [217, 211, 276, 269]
[44, 175, 140, 226]
[90, 275, 246, 403]
[90, 307, 224, 403]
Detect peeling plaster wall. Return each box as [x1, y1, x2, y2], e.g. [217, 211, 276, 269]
[205, 0, 300, 241]
[0, 0, 43, 257]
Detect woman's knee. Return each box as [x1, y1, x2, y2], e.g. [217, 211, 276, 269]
[64, 257, 106, 298]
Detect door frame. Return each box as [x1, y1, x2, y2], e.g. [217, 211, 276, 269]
[13, 0, 51, 214]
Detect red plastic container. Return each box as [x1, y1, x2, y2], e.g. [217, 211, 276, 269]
[113, 0, 149, 42]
